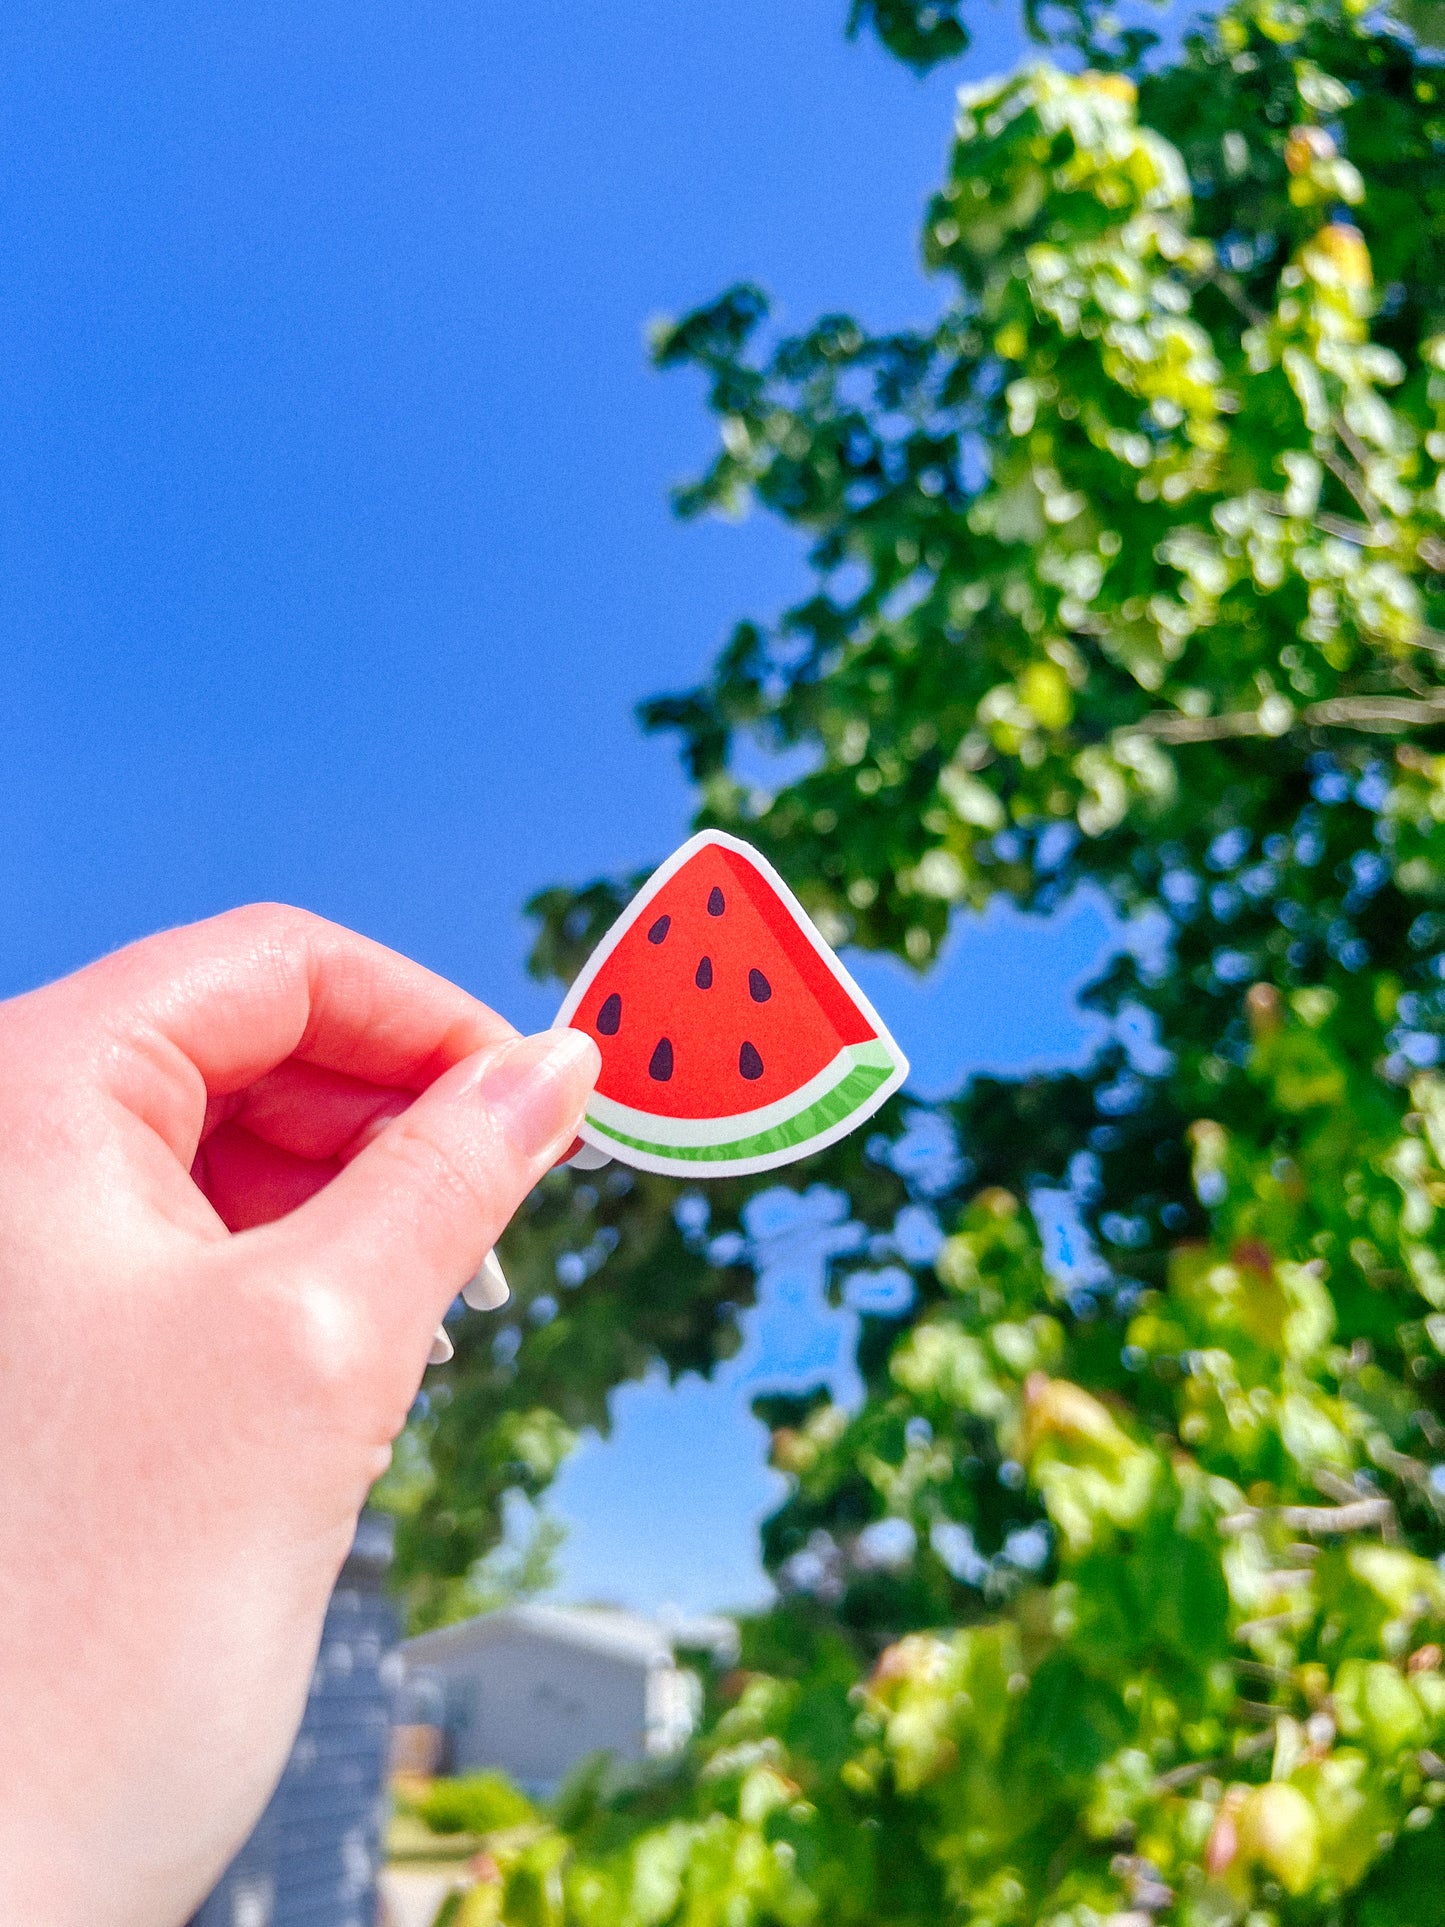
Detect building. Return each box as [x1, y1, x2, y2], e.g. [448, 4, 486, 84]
[398, 1604, 737, 1794]
[189, 1512, 399, 1927]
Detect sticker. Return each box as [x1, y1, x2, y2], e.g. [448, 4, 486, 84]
[555, 830, 908, 1178]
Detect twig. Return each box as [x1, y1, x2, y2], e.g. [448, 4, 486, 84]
[1131, 713, 1273, 745]
[1314, 1469, 1365, 1504]
[1367, 1442, 1429, 1487]
[1155, 1758, 1218, 1790]
[1198, 264, 1391, 531]
[1206, 264, 1268, 330]
[1233, 1659, 1294, 1683]
[1235, 1611, 1313, 1638]
[1275, 1498, 1394, 1534]
[1235, 1696, 1288, 1719]
[1394, 661, 1436, 697]
[1317, 510, 1391, 547]
[1325, 441, 1394, 535]
[1255, 496, 1390, 549]
[1218, 1492, 1393, 1539]
[1155, 1724, 1273, 1791]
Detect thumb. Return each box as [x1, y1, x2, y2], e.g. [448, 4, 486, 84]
[260, 1027, 599, 1354]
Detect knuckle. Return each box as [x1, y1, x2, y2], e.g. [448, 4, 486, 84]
[261, 1271, 428, 1452]
[264, 1272, 370, 1406]
[213, 900, 318, 941]
[219, 902, 317, 984]
[211, 903, 335, 989]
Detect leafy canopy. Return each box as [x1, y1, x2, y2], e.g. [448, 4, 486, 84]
[385, 0, 1445, 1920]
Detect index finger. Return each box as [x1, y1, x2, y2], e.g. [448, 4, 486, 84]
[44, 904, 516, 1145]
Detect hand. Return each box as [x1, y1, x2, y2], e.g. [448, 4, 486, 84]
[0, 905, 599, 1927]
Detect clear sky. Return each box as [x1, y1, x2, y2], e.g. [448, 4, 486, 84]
[0, 0, 1142, 1612]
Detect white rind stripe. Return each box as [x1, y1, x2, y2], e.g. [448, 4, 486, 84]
[586, 1042, 887, 1149]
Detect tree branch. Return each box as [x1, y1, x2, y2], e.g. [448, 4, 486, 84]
[1133, 691, 1445, 744]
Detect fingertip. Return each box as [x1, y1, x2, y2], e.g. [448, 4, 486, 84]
[547, 1024, 602, 1086]
[467, 1028, 599, 1167]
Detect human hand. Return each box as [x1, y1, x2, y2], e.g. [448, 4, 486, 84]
[0, 906, 598, 1927]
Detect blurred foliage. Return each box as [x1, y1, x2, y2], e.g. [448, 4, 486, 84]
[460, 1509, 566, 1621]
[847, 0, 974, 70]
[382, 0, 1445, 1917]
[847, 0, 1164, 69]
[414, 1772, 538, 1840]
[375, 1152, 756, 1630]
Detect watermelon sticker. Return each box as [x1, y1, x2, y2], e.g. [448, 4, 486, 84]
[554, 830, 908, 1178]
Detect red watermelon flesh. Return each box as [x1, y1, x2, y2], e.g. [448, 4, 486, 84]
[555, 831, 907, 1178]
[576, 841, 872, 1118]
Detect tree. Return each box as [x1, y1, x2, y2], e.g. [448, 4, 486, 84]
[385, 0, 1445, 1917]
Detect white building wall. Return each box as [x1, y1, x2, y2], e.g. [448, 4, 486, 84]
[401, 1604, 727, 1793]
[443, 1626, 653, 1786]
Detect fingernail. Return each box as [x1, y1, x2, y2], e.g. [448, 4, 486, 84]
[428, 1325, 455, 1365]
[476, 1028, 599, 1163]
[462, 1249, 510, 1312]
[567, 1141, 612, 1171]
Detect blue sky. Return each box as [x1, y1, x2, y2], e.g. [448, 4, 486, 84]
[0, 0, 1145, 1612]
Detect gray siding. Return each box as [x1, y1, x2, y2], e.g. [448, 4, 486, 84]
[190, 1514, 397, 1927]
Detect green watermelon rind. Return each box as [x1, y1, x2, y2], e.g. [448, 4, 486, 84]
[583, 1044, 896, 1167]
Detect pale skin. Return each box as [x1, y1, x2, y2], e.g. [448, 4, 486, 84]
[0, 904, 600, 1927]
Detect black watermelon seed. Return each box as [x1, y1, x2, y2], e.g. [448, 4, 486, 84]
[647, 914, 671, 944]
[739, 1040, 764, 1081]
[695, 955, 713, 989]
[648, 1037, 674, 1081]
[707, 886, 726, 916]
[596, 992, 622, 1035]
[748, 968, 772, 1003]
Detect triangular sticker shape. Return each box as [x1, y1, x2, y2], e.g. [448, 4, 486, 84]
[555, 830, 908, 1178]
